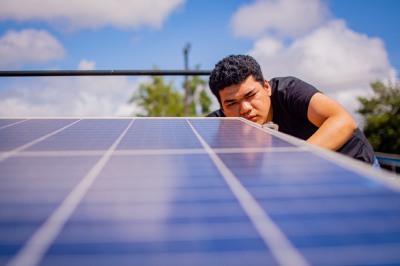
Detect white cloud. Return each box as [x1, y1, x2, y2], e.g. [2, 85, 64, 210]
[231, 0, 329, 38]
[250, 20, 396, 91]
[0, 0, 185, 31]
[248, 19, 397, 120]
[0, 59, 145, 117]
[78, 59, 96, 70]
[0, 29, 65, 68]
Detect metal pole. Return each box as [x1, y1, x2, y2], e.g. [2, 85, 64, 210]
[0, 69, 211, 77]
[183, 43, 191, 116]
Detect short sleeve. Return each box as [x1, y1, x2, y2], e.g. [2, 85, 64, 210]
[275, 77, 320, 120]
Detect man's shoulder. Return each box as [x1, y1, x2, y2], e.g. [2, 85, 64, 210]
[206, 109, 225, 117]
[270, 76, 319, 96]
[270, 76, 302, 90]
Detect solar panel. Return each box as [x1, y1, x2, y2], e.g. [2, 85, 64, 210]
[1, 117, 399, 266]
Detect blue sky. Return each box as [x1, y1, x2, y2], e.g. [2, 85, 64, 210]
[0, 0, 398, 120]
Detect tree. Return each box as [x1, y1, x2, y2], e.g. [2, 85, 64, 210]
[185, 73, 212, 116]
[129, 75, 184, 116]
[129, 73, 212, 117]
[357, 81, 400, 154]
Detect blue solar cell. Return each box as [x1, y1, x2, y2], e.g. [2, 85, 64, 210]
[44, 152, 275, 264]
[292, 231, 400, 248]
[301, 245, 400, 266]
[0, 156, 100, 190]
[189, 119, 295, 148]
[0, 119, 25, 129]
[47, 238, 267, 254]
[0, 244, 22, 256]
[218, 152, 364, 186]
[39, 251, 278, 266]
[69, 201, 250, 224]
[0, 155, 100, 261]
[0, 118, 399, 266]
[117, 119, 203, 150]
[217, 149, 400, 265]
[0, 119, 78, 151]
[27, 119, 132, 151]
[92, 154, 227, 189]
[0, 221, 49, 253]
[53, 221, 263, 247]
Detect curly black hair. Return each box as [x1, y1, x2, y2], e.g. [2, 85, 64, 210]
[209, 55, 265, 104]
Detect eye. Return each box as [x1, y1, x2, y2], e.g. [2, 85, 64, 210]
[249, 91, 258, 97]
[247, 92, 257, 99]
[227, 102, 237, 107]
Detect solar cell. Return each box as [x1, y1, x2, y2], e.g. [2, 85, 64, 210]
[0, 118, 399, 266]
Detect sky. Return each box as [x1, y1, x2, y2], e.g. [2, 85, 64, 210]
[0, 0, 398, 123]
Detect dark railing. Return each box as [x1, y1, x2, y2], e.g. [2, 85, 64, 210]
[0, 70, 212, 77]
[0, 69, 213, 117]
[376, 152, 400, 174]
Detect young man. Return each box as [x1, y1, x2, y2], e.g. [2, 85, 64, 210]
[207, 54, 379, 167]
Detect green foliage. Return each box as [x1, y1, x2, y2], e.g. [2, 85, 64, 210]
[129, 76, 184, 116]
[357, 81, 400, 154]
[199, 89, 212, 115]
[130, 72, 212, 117]
[185, 74, 212, 116]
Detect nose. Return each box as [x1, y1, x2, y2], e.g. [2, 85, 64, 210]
[239, 101, 252, 115]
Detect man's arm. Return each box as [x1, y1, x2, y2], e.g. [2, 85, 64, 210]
[306, 92, 357, 150]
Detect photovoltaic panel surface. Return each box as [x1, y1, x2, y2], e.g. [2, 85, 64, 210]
[0, 118, 399, 266]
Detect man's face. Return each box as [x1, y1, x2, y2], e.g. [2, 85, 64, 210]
[219, 75, 272, 125]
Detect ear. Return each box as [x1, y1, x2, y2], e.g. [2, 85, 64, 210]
[217, 92, 223, 109]
[264, 80, 272, 96]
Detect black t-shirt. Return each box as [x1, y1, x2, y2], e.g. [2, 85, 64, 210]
[207, 76, 376, 164]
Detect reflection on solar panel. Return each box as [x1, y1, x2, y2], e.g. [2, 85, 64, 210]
[1, 118, 400, 266]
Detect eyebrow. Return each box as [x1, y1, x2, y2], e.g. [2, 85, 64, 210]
[223, 88, 257, 105]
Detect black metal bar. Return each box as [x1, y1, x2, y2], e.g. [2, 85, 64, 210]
[0, 70, 212, 77]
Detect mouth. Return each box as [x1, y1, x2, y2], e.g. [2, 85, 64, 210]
[245, 115, 258, 122]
